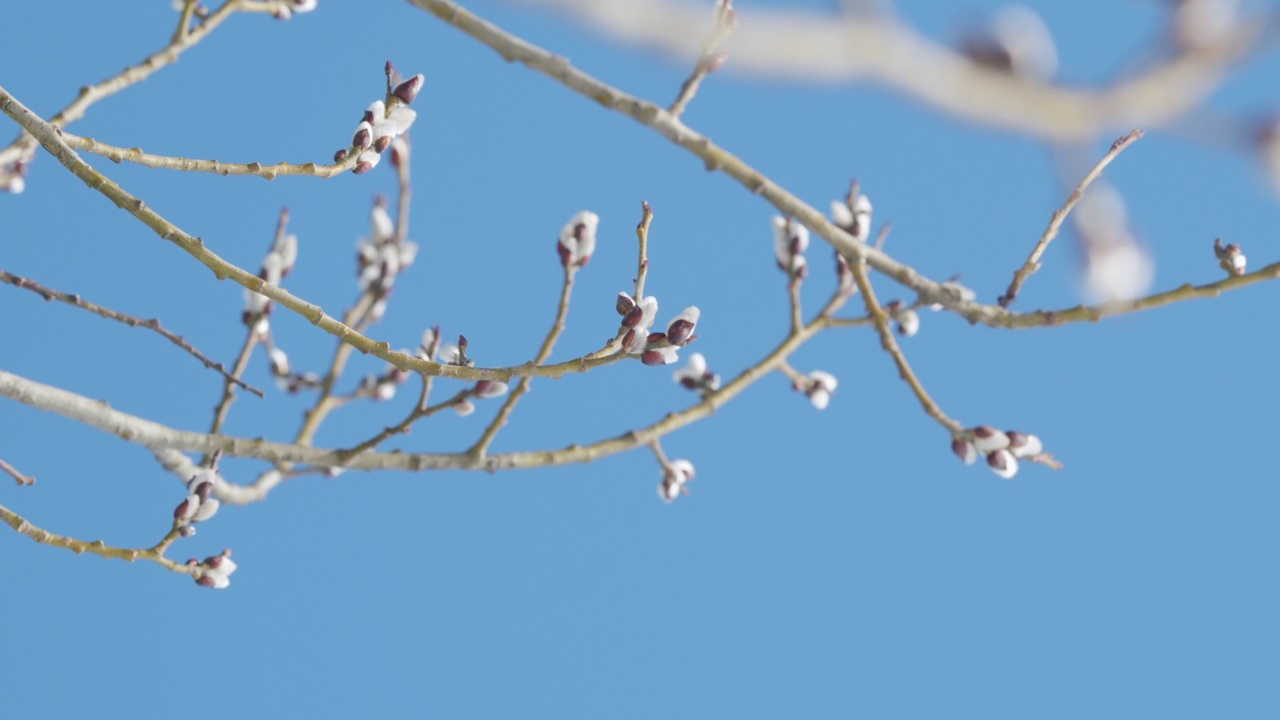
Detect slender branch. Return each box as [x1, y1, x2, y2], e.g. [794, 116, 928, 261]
[787, 277, 803, 333]
[1, 268, 262, 397]
[204, 327, 260, 465]
[999, 129, 1145, 307]
[668, 1, 735, 118]
[0, 501, 192, 575]
[0, 458, 36, 486]
[468, 266, 577, 457]
[633, 201, 653, 300]
[61, 132, 358, 179]
[850, 263, 963, 434]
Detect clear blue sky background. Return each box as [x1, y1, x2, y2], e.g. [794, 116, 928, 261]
[2, 1, 1278, 717]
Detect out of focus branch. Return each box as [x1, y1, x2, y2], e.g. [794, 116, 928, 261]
[517, 0, 1272, 141]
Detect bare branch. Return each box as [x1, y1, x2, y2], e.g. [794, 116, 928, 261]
[1, 268, 263, 397]
[61, 132, 358, 179]
[0, 458, 36, 487]
[999, 129, 1145, 307]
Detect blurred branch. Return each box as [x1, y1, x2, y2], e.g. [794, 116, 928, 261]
[0, 268, 263, 397]
[999, 129, 1145, 307]
[61, 132, 358, 179]
[517, 0, 1272, 141]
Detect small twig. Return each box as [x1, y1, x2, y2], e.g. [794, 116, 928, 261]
[1, 269, 262, 397]
[787, 277, 803, 333]
[0, 501, 193, 575]
[999, 129, 1144, 307]
[0, 458, 35, 486]
[851, 263, 963, 434]
[469, 265, 578, 457]
[634, 201, 653, 301]
[668, 1, 736, 118]
[61, 132, 358, 179]
[337, 388, 474, 461]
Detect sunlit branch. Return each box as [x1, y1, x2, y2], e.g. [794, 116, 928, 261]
[61, 132, 358, 179]
[0, 501, 193, 575]
[0, 268, 262, 397]
[469, 265, 578, 457]
[851, 263, 963, 435]
[999, 129, 1144, 307]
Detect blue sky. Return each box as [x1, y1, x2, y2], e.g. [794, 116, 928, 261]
[2, 1, 1279, 717]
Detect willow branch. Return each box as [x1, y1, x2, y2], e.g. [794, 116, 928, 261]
[61, 132, 358, 179]
[999, 129, 1145, 307]
[468, 265, 577, 457]
[850, 262, 963, 434]
[1, 268, 262, 397]
[0, 502, 192, 575]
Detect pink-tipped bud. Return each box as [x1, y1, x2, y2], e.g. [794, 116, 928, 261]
[987, 449, 1019, 479]
[952, 437, 978, 465]
[393, 73, 425, 105]
[971, 426, 1010, 454]
[616, 292, 636, 316]
[352, 121, 372, 150]
[333, 148, 348, 163]
[1006, 431, 1044, 459]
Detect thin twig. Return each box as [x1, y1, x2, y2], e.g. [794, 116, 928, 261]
[468, 265, 577, 457]
[0, 458, 35, 486]
[999, 129, 1145, 307]
[1, 269, 262, 397]
[61, 132, 358, 179]
[668, 1, 736, 118]
[634, 201, 653, 300]
[850, 262, 963, 434]
[0, 501, 192, 574]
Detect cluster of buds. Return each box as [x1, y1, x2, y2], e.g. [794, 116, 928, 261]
[617, 294, 701, 366]
[794, 370, 838, 410]
[952, 426, 1045, 479]
[334, 63, 423, 175]
[672, 352, 721, 395]
[1213, 238, 1247, 276]
[174, 463, 223, 536]
[0, 160, 27, 194]
[884, 300, 920, 337]
[772, 216, 809, 279]
[426, 334, 510, 415]
[242, 214, 298, 336]
[959, 5, 1058, 81]
[356, 199, 418, 322]
[189, 550, 238, 590]
[557, 211, 598, 269]
[658, 459, 696, 503]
